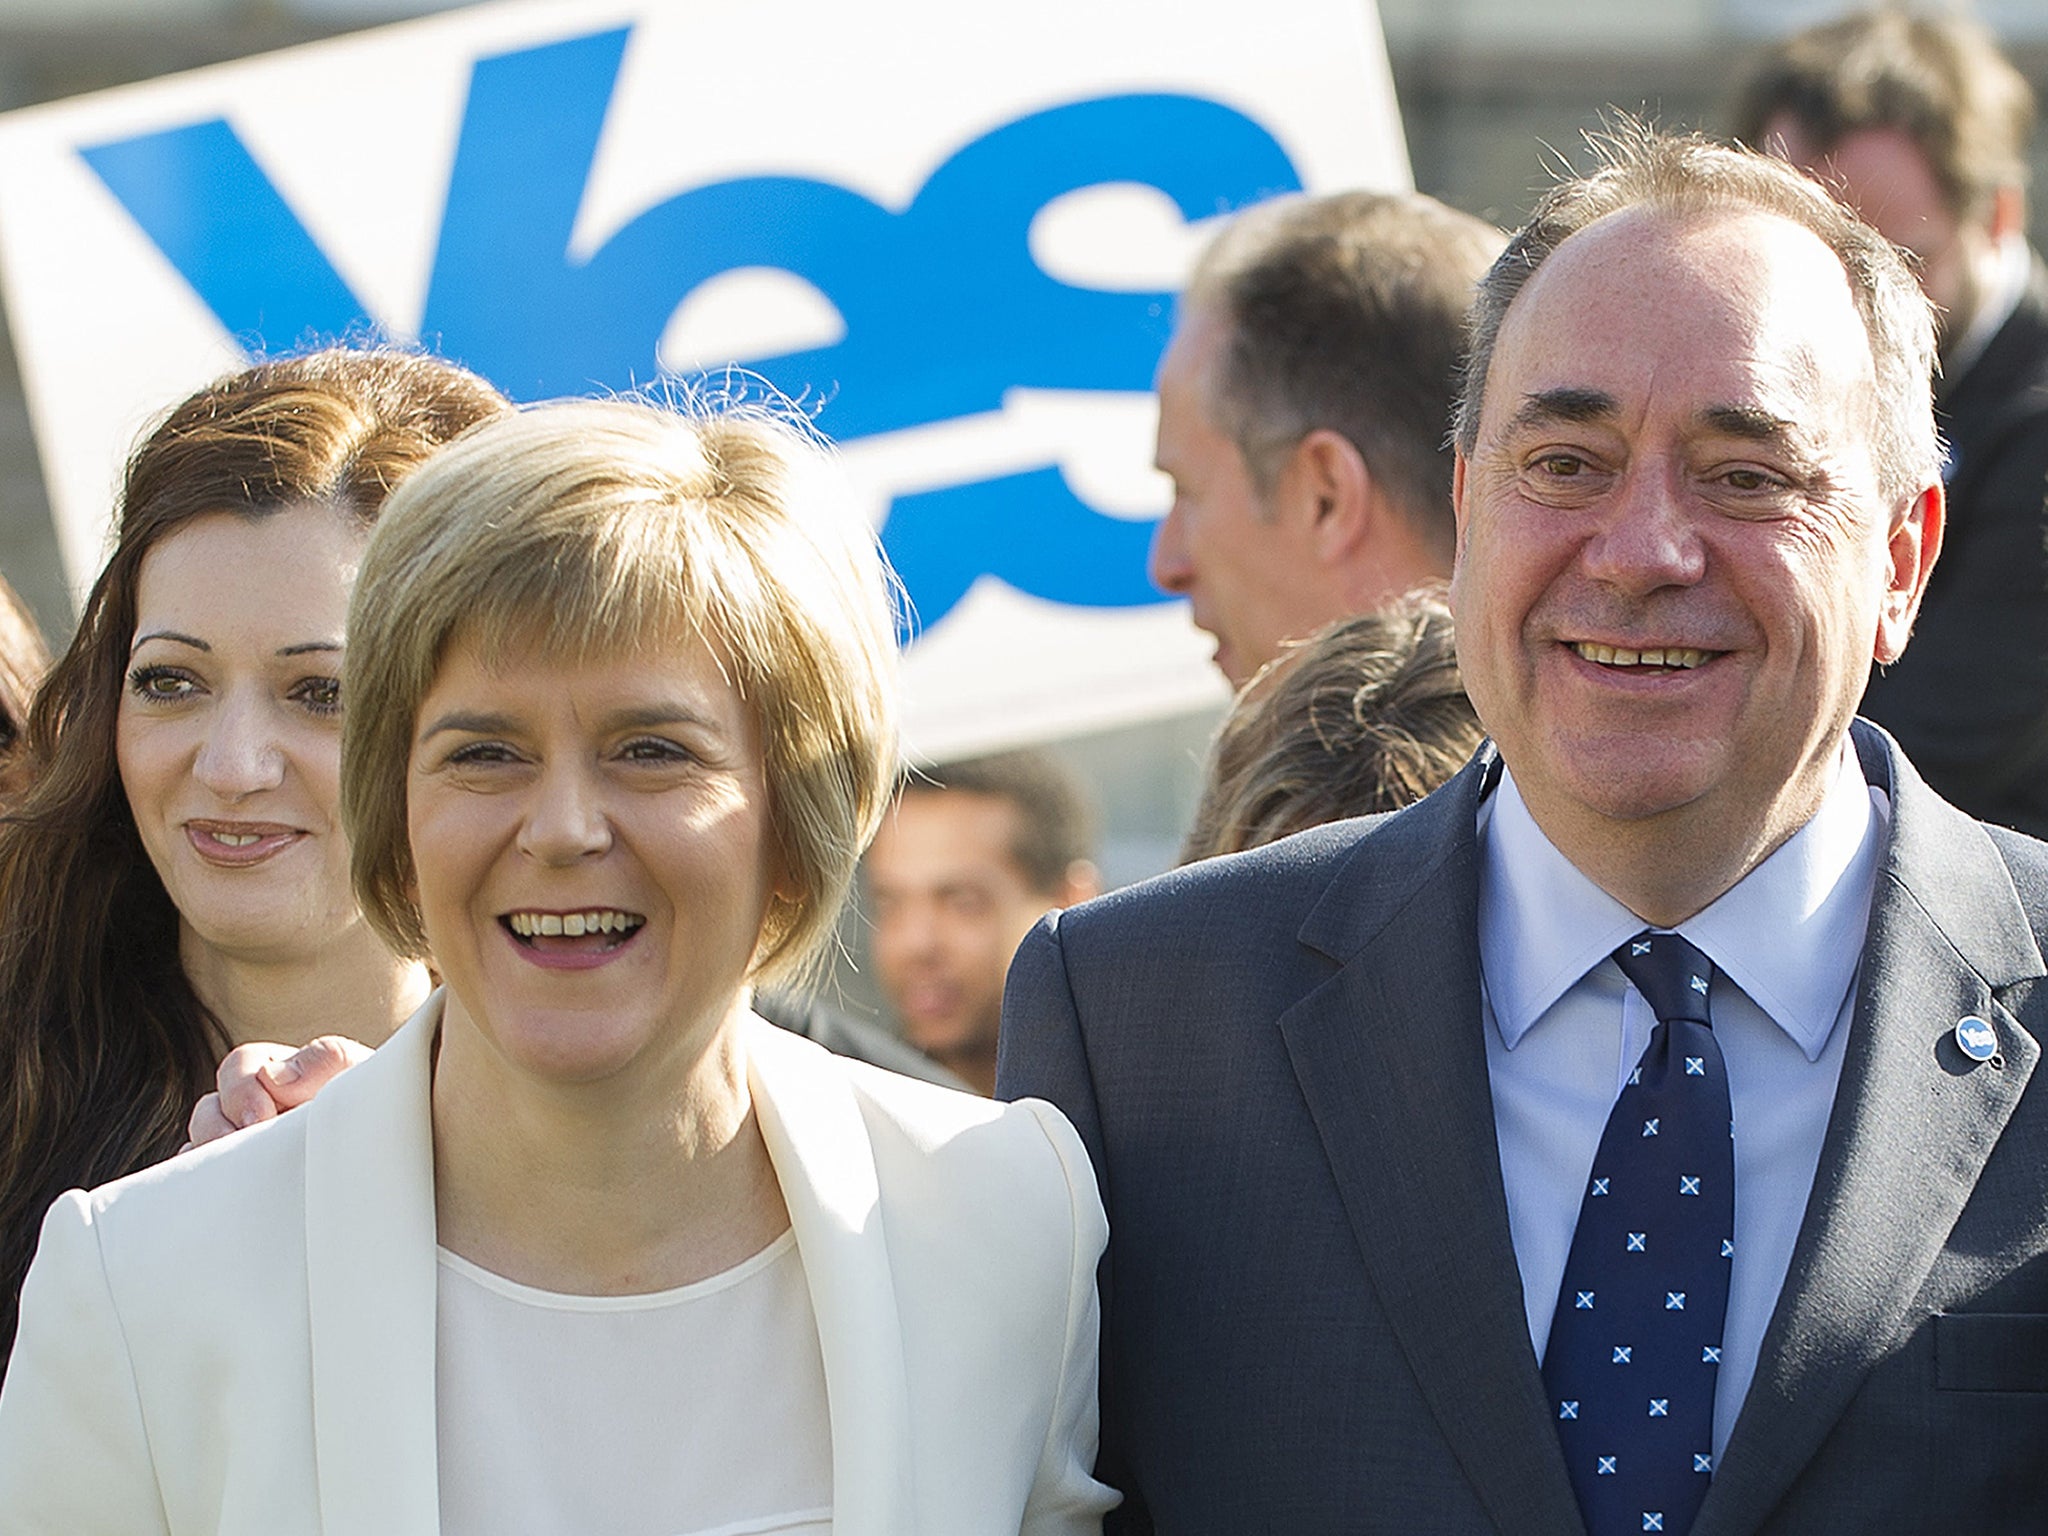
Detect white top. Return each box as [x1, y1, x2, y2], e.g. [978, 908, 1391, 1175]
[435, 1229, 833, 1536]
[1478, 745, 1887, 1456]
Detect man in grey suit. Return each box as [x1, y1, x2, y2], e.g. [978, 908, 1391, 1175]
[1001, 125, 2048, 1534]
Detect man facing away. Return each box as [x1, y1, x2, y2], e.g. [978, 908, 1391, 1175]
[864, 751, 1098, 1096]
[1150, 190, 1503, 686]
[1734, 9, 2048, 838]
[1002, 124, 2048, 1534]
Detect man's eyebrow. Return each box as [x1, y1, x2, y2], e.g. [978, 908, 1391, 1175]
[1699, 404, 1802, 446]
[1506, 388, 1617, 434]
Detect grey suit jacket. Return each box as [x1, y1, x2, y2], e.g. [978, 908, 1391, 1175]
[999, 721, 2048, 1534]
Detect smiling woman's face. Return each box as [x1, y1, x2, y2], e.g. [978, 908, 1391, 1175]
[116, 502, 367, 966]
[406, 628, 783, 1088]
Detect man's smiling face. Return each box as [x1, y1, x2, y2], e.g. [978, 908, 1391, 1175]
[1451, 205, 1935, 873]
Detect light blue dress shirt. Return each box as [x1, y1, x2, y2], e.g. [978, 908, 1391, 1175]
[1477, 748, 1887, 1456]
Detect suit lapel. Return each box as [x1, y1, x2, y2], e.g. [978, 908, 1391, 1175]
[1281, 754, 1586, 1536]
[304, 995, 445, 1534]
[1696, 729, 2044, 1536]
[747, 1016, 917, 1536]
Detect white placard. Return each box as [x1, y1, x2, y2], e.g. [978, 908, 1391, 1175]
[0, 0, 1409, 760]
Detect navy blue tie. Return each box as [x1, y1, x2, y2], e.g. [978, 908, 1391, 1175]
[1541, 930, 1733, 1536]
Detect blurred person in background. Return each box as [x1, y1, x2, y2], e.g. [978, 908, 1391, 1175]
[0, 348, 506, 1370]
[1735, 7, 2048, 837]
[1180, 589, 1483, 862]
[0, 570, 51, 806]
[0, 397, 1113, 1535]
[865, 751, 1099, 1095]
[751, 986, 968, 1091]
[1150, 190, 1504, 686]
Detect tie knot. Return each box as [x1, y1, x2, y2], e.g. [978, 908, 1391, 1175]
[1613, 930, 1715, 1028]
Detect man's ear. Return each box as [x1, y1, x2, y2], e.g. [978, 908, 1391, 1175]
[1277, 428, 1375, 565]
[1450, 452, 1473, 564]
[1989, 183, 2026, 243]
[1875, 480, 1945, 666]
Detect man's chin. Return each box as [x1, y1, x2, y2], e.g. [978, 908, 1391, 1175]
[901, 1017, 1000, 1066]
[1211, 639, 1257, 691]
[1505, 723, 1734, 819]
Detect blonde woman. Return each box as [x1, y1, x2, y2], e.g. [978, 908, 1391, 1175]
[0, 399, 1112, 1535]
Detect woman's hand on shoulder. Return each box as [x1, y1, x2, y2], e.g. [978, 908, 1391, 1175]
[183, 1035, 375, 1149]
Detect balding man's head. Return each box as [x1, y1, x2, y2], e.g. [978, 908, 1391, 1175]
[1151, 191, 1504, 684]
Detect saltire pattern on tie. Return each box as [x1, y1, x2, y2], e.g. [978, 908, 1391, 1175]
[1541, 930, 1733, 1536]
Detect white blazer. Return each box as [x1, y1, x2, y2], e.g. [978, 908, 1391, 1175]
[0, 996, 1115, 1534]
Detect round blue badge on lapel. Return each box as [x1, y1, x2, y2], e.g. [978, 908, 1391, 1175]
[1955, 1016, 1998, 1062]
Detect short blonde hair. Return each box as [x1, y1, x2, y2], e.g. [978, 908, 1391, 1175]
[342, 398, 900, 992]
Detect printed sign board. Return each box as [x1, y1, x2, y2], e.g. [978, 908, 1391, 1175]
[0, 0, 1409, 759]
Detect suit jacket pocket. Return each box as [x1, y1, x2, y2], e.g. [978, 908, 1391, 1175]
[1936, 1312, 2048, 1391]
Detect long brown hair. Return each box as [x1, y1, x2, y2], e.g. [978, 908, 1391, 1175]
[0, 348, 505, 1364]
[0, 571, 52, 806]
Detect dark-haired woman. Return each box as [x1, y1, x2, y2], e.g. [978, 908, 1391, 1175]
[0, 348, 506, 1367]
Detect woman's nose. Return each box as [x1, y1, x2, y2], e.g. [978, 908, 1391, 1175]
[191, 691, 287, 799]
[516, 765, 613, 864]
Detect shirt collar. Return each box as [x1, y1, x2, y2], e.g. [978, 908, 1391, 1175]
[1941, 232, 2031, 389]
[1479, 743, 1887, 1062]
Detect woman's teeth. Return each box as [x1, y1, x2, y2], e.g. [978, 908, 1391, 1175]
[506, 910, 645, 938]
